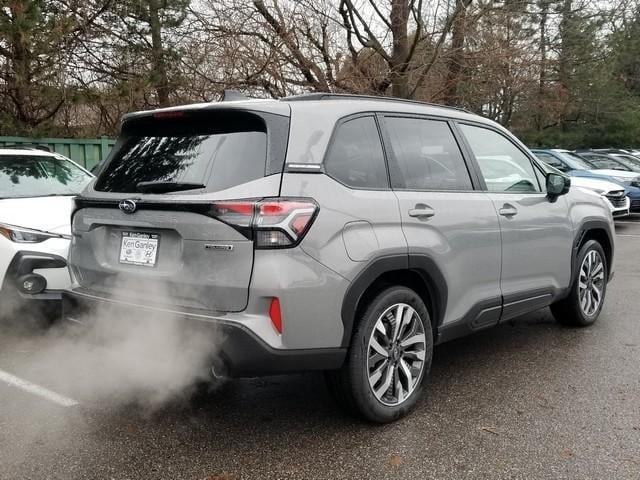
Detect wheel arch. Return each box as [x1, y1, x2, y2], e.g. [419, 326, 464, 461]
[340, 254, 448, 347]
[573, 220, 614, 282]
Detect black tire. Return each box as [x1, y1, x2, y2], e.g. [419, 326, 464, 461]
[326, 286, 433, 423]
[551, 239, 608, 327]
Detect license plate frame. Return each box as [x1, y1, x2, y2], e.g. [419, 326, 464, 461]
[119, 231, 160, 267]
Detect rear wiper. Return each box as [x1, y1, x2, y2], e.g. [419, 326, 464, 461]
[135, 181, 206, 194]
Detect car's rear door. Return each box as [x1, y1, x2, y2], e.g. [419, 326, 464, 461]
[456, 122, 573, 320]
[378, 114, 503, 331]
[69, 107, 289, 313]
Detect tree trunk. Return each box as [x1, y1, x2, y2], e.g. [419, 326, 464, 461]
[558, 0, 573, 130]
[389, 0, 410, 98]
[536, 0, 549, 131]
[8, 2, 31, 125]
[443, 0, 472, 105]
[148, 0, 171, 107]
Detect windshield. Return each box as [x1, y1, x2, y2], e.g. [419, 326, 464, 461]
[582, 154, 632, 171]
[0, 155, 92, 199]
[612, 154, 640, 169]
[556, 152, 595, 170]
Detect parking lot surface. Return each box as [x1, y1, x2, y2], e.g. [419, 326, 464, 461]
[1, 217, 640, 480]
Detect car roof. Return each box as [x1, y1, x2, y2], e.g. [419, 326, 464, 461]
[125, 94, 494, 126]
[0, 148, 57, 157]
[123, 94, 510, 166]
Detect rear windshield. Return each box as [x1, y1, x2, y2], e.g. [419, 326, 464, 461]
[0, 155, 92, 199]
[95, 111, 269, 194]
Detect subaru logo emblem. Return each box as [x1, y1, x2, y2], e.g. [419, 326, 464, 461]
[119, 199, 137, 214]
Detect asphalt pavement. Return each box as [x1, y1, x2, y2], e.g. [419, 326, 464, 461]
[1, 217, 639, 479]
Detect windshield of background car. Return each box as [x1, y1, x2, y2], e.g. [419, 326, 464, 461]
[557, 152, 595, 170]
[582, 154, 632, 171]
[95, 111, 269, 194]
[613, 154, 640, 169]
[0, 155, 92, 199]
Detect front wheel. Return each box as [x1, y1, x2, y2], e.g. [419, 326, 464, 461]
[551, 240, 608, 327]
[326, 286, 433, 423]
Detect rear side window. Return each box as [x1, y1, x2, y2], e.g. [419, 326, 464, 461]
[324, 116, 388, 189]
[95, 111, 270, 194]
[384, 117, 472, 190]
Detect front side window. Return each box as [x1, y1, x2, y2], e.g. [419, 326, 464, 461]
[324, 116, 388, 189]
[384, 117, 472, 190]
[0, 155, 92, 199]
[460, 124, 540, 193]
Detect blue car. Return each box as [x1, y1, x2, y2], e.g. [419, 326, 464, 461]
[532, 149, 640, 212]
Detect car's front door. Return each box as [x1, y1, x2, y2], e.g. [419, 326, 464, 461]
[457, 123, 574, 320]
[379, 115, 503, 331]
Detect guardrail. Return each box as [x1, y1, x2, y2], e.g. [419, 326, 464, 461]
[0, 136, 115, 170]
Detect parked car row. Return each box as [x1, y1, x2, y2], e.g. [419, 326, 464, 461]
[0, 96, 618, 423]
[532, 148, 640, 216]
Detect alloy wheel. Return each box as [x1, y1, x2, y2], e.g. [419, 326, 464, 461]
[366, 303, 427, 406]
[578, 250, 605, 317]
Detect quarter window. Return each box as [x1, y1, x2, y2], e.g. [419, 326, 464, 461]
[384, 117, 472, 190]
[324, 116, 388, 189]
[460, 124, 541, 193]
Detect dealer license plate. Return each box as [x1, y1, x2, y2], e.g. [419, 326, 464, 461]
[119, 232, 159, 267]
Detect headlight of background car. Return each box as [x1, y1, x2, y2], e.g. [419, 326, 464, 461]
[0, 223, 65, 243]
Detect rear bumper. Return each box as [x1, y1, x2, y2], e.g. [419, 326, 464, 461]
[62, 291, 346, 377]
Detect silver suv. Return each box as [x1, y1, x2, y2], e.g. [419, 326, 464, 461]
[64, 94, 615, 422]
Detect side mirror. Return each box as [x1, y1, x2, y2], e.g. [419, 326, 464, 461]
[546, 172, 570, 198]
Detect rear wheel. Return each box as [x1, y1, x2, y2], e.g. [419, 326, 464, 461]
[326, 286, 433, 423]
[551, 240, 607, 327]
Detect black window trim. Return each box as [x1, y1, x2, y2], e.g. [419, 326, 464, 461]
[321, 112, 392, 191]
[453, 120, 546, 194]
[376, 112, 483, 193]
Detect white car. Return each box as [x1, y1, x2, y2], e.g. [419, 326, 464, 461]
[570, 176, 630, 218]
[0, 148, 93, 317]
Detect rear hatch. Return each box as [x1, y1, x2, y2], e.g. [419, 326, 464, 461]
[69, 106, 290, 313]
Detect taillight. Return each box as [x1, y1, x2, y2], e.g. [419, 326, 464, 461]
[209, 198, 318, 248]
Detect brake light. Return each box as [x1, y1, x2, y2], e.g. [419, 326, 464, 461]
[153, 111, 185, 119]
[209, 198, 318, 248]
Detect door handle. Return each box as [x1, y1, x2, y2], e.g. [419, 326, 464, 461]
[408, 204, 435, 218]
[498, 204, 518, 217]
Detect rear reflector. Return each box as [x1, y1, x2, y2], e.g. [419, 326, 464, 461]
[269, 298, 283, 334]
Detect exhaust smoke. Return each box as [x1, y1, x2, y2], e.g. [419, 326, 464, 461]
[2, 276, 224, 410]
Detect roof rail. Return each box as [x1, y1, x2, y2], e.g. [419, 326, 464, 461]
[281, 92, 472, 114]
